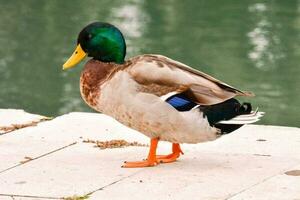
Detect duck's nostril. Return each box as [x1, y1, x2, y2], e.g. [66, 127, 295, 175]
[75, 51, 78, 54]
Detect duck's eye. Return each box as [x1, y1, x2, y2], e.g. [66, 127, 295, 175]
[87, 34, 92, 40]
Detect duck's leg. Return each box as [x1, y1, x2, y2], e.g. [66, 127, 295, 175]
[122, 138, 159, 168]
[156, 143, 184, 163]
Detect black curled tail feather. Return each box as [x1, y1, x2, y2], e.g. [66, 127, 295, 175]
[199, 98, 252, 126]
[240, 102, 252, 114]
[199, 99, 261, 134]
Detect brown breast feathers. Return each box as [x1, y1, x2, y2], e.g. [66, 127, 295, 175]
[80, 59, 118, 109]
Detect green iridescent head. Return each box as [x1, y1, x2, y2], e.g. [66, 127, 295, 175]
[63, 22, 126, 69]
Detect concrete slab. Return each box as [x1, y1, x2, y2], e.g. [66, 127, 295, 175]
[229, 164, 300, 200]
[188, 125, 300, 158]
[0, 109, 49, 134]
[89, 152, 299, 200]
[0, 112, 148, 172]
[0, 110, 299, 199]
[0, 143, 145, 198]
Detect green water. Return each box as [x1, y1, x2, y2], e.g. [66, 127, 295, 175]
[0, 0, 299, 127]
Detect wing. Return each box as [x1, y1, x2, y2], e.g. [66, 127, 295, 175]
[126, 54, 254, 105]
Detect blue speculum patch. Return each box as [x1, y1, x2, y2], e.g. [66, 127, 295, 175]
[166, 94, 197, 111]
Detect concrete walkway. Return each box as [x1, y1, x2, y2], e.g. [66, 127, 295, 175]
[0, 109, 299, 200]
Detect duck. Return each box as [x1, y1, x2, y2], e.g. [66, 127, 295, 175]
[63, 22, 264, 168]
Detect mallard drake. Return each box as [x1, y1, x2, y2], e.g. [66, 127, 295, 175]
[63, 22, 264, 168]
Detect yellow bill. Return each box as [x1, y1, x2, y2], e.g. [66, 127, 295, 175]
[63, 44, 86, 70]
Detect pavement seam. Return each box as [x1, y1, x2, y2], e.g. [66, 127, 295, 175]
[225, 162, 300, 199]
[86, 169, 145, 196]
[0, 193, 61, 199]
[0, 142, 77, 174]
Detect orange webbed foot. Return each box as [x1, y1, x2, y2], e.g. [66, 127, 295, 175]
[121, 140, 184, 168]
[122, 138, 159, 168]
[156, 143, 183, 164]
[156, 153, 180, 163]
[122, 159, 158, 168]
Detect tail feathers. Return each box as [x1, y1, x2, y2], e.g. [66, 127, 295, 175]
[218, 108, 265, 125]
